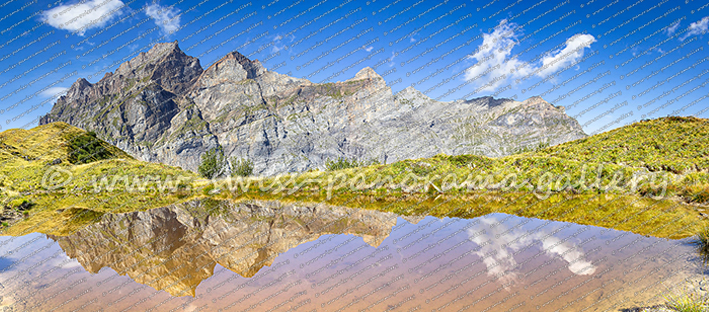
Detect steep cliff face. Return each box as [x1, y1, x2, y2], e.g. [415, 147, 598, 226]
[49, 199, 397, 296]
[41, 41, 586, 175]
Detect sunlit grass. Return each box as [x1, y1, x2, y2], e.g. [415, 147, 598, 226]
[1, 117, 708, 238]
[691, 227, 709, 265]
[663, 283, 709, 312]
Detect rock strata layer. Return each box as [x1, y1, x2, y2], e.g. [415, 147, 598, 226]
[41, 41, 586, 175]
[50, 199, 398, 296]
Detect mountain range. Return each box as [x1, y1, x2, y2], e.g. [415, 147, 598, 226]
[40, 41, 586, 175]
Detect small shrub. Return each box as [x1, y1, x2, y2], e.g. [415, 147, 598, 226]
[536, 141, 550, 150]
[68, 131, 114, 164]
[512, 140, 550, 155]
[690, 226, 709, 265]
[684, 184, 709, 204]
[198, 146, 228, 179]
[325, 156, 379, 171]
[203, 184, 216, 195]
[663, 284, 709, 312]
[230, 157, 254, 177]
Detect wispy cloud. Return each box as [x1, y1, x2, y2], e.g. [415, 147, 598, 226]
[270, 34, 287, 54]
[40, 87, 69, 98]
[145, 2, 181, 35]
[537, 33, 596, 77]
[468, 214, 596, 285]
[388, 51, 397, 67]
[464, 20, 531, 92]
[465, 19, 595, 92]
[681, 16, 709, 40]
[666, 20, 680, 36]
[42, 0, 125, 36]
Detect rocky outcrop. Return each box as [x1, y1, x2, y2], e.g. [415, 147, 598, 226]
[49, 199, 398, 297]
[41, 41, 586, 175]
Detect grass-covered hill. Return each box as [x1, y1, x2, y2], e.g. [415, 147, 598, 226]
[1, 117, 708, 239]
[0, 122, 131, 190]
[536, 116, 709, 173]
[215, 116, 709, 239]
[0, 122, 198, 235]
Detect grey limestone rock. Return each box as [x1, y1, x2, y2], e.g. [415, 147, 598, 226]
[41, 41, 586, 175]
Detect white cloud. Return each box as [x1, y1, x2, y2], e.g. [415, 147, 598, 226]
[464, 20, 531, 92]
[666, 21, 680, 36]
[464, 19, 595, 93]
[40, 87, 69, 98]
[270, 35, 287, 53]
[145, 2, 181, 35]
[537, 33, 596, 77]
[42, 0, 125, 36]
[468, 214, 596, 285]
[681, 16, 709, 40]
[364, 46, 373, 52]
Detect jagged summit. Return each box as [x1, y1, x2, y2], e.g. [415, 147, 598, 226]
[149, 40, 181, 54]
[71, 77, 91, 91]
[41, 41, 586, 176]
[222, 50, 259, 66]
[347, 67, 385, 89]
[351, 67, 382, 81]
[201, 50, 267, 82]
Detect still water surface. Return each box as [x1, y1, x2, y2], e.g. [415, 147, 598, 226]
[0, 200, 703, 311]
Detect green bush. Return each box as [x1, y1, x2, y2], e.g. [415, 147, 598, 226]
[325, 156, 379, 171]
[198, 146, 228, 179]
[68, 131, 114, 164]
[511, 140, 550, 155]
[230, 157, 254, 177]
[691, 226, 709, 265]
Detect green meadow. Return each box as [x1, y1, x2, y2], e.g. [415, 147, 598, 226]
[1, 117, 707, 239]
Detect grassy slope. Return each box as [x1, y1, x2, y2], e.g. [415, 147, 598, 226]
[215, 117, 709, 239]
[0, 122, 199, 235]
[537, 116, 709, 172]
[1, 117, 707, 238]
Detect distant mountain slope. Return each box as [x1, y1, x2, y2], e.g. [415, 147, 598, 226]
[535, 116, 709, 173]
[2, 117, 707, 238]
[40, 41, 586, 175]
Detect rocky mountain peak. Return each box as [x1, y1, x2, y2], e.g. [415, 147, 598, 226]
[41, 41, 587, 176]
[217, 51, 266, 79]
[520, 95, 560, 109]
[223, 51, 253, 65]
[193, 51, 267, 90]
[147, 40, 181, 57]
[353, 67, 382, 80]
[112, 40, 202, 94]
[347, 66, 386, 90]
[397, 86, 423, 97]
[523, 95, 548, 105]
[72, 77, 91, 91]
[60, 77, 90, 99]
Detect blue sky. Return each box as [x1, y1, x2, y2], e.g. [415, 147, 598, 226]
[0, 0, 707, 134]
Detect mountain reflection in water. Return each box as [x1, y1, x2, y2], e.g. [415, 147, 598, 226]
[48, 200, 398, 297]
[0, 200, 703, 311]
